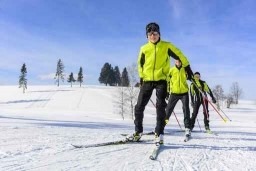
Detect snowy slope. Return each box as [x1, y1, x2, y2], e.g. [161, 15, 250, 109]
[0, 85, 256, 171]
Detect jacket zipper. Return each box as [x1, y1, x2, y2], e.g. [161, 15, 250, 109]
[153, 44, 156, 80]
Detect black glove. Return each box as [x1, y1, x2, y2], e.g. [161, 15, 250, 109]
[166, 93, 170, 101]
[212, 97, 216, 103]
[140, 78, 143, 86]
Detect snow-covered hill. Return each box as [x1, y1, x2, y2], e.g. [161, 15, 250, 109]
[0, 85, 255, 170]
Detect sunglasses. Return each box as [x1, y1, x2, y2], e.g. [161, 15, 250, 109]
[147, 31, 159, 36]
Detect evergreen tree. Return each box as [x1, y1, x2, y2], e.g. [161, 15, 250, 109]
[77, 67, 83, 87]
[67, 72, 76, 87]
[19, 63, 27, 93]
[99, 63, 111, 86]
[54, 59, 65, 87]
[113, 66, 121, 86]
[108, 66, 116, 86]
[121, 67, 130, 87]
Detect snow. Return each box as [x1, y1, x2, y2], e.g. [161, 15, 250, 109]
[0, 85, 256, 171]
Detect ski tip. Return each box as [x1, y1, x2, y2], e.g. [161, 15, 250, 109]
[149, 156, 156, 160]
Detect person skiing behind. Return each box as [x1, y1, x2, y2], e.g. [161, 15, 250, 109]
[190, 72, 216, 132]
[165, 59, 191, 139]
[126, 22, 193, 145]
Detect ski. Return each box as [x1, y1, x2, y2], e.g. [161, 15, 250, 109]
[72, 139, 151, 149]
[120, 131, 155, 136]
[205, 130, 218, 136]
[149, 144, 162, 160]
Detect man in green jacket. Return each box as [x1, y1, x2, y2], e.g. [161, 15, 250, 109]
[126, 22, 193, 145]
[190, 72, 216, 132]
[165, 59, 191, 137]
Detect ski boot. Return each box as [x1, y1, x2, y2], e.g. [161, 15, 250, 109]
[155, 133, 164, 145]
[126, 132, 142, 142]
[165, 119, 169, 126]
[205, 126, 212, 133]
[185, 128, 191, 137]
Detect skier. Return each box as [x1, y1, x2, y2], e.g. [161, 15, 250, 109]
[190, 72, 216, 132]
[165, 59, 191, 137]
[126, 22, 193, 145]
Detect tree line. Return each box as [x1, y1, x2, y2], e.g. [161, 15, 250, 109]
[18, 59, 84, 93]
[98, 62, 130, 87]
[18, 60, 133, 93]
[18, 60, 243, 110]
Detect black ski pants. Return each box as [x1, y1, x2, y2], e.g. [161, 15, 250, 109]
[134, 80, 167, 135]
[190, 99, 209, 129]
[165, 93, 191, 129]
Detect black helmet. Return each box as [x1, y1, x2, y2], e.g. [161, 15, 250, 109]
[146, 22, 160, 35]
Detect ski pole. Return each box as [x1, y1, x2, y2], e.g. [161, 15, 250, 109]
[197, 118, 202, 132]
[149, 99, 156, 108]
[172, 111, 183, 130]
[219, 107, 232, 122]
[149, 99, 182, 130]
[202, 97, 210, 121]
[205, 98, 227, 123]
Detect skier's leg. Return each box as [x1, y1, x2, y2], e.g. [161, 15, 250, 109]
[134, 82, 154, 133]
[154, 81, 167, 135]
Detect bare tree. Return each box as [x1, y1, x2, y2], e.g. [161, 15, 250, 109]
[127, 63, 140, 119]
[114, 87, 129, 120]
[127, 63, 139, 86]
[212, 85, 225, 110]
[230, 82, 243, 104]
[226, 94, 234, 108]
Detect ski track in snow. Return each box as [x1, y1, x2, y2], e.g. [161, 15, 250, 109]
[0, 86, 256, 171]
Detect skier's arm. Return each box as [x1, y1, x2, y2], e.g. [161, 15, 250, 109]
[204, 83, 216, 103]
[167, 42, 189, 67]
[166, 69, 172, 100]
[137, 49, 145, 81]
[190, 84, 195, 105]
[167, 43, 193, 80]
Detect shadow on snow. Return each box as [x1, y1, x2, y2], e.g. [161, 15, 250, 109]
[0, 115, 133, 130]
[0, 99, 49, 104]
[162, 143, 256, 152]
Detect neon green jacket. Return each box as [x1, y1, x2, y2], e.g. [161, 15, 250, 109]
[190, 78, 215, 102]
[168, 66, 189, 94]
[138, 40, 190, 81]
[190, 79, 212, 95]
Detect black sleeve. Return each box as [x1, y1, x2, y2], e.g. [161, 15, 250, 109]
[185, 65, 193, 81]
[140, 53, 145, 68]
[168, 48, 180, 60]
[208, 86, 215, 99]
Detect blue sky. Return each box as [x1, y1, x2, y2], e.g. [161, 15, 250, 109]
[0, 0, 256, 100]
